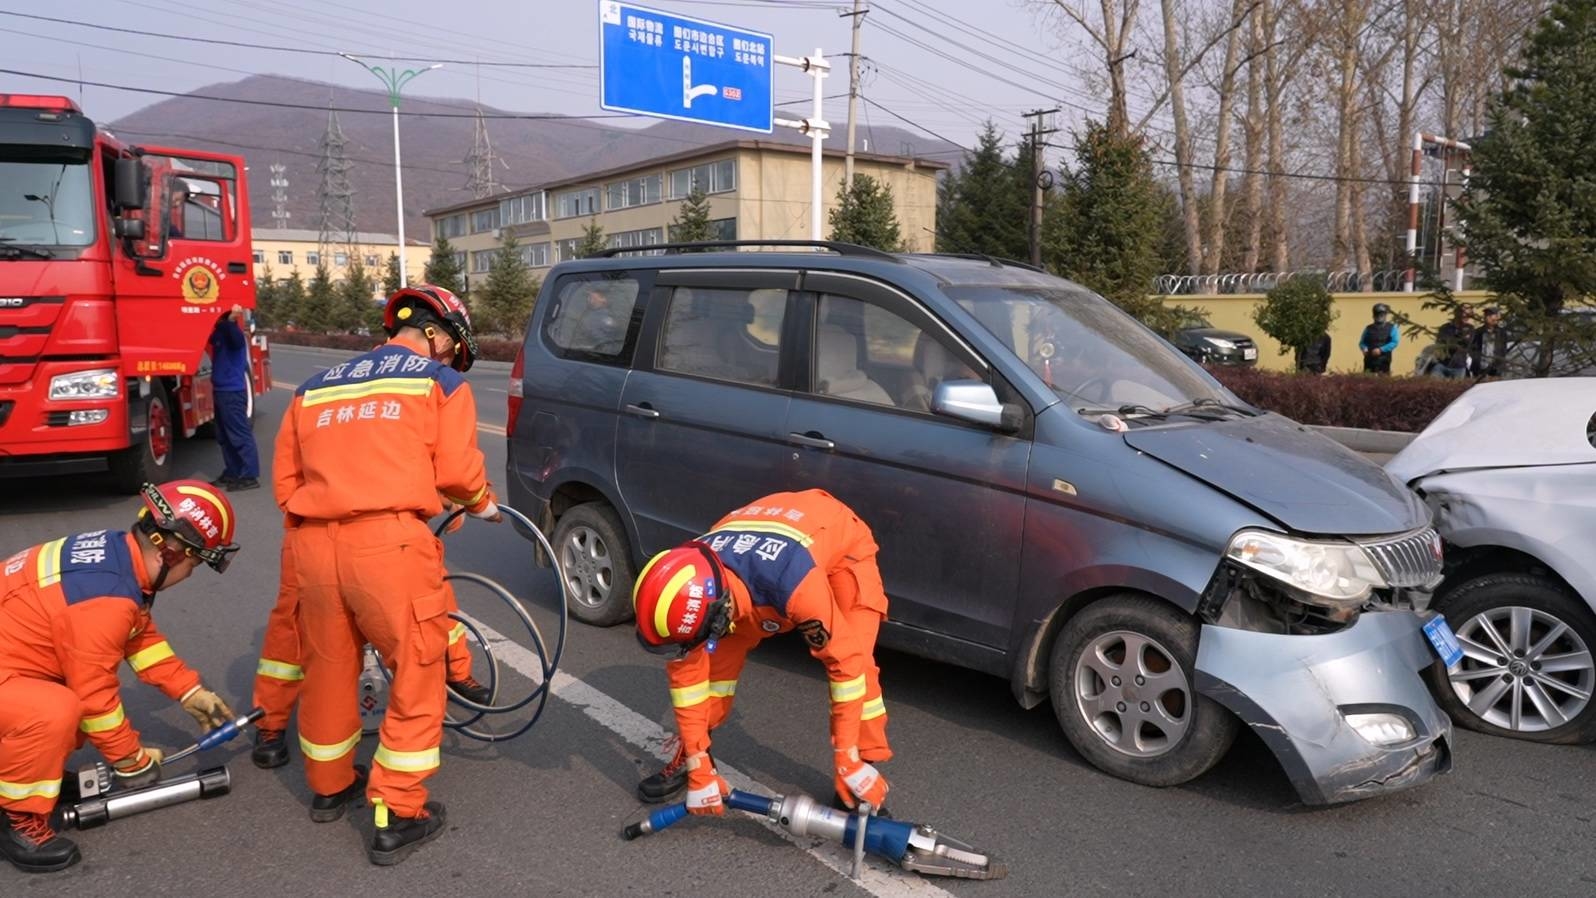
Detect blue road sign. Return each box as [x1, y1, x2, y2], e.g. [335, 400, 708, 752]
[599, 1, 774, 134]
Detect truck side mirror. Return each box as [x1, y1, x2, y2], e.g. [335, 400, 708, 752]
[114, 219, 146, 241]
[113, 158, 148, 211]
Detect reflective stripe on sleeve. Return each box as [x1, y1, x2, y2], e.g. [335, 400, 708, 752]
[299, 731, 361, 763]
[861, 697, 887, 721]
[79, 705, 126, 734]
[707, 680, 737, 698]
[0, 777, 62, 801]
[127, 641, 176, 672]
[256, 658, 305, 682]
[670, 681, 711, 708]
[374, 743, 441, 773]
[35, 538, 65, 588]
[829, 675, 867, 704]
[448, 622, 467, 646]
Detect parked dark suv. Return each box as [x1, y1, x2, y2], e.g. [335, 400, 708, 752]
[507, 241, 1456, 804]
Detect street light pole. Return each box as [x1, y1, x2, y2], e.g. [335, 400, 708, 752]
[340, 54, 441, 288]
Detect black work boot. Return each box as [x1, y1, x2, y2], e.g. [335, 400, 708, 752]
[447, 675, 492, 705]
[368, 800, 446, 867]
[253, 728, 290, 770]
[636, 743, 694, 804]
[1, 811, 81, 873]
[309, 764, 367, 823]
[226, 477, 261, 492]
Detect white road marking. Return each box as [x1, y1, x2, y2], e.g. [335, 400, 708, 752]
[461, 613, 958, 898]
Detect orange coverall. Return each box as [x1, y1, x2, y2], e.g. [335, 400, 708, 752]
[0, 531, 202, 814]
[274, 342, 492, 818]
[666, 489, 891, 767]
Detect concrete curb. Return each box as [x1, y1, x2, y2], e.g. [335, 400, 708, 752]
[1309, 425, 1417, 454]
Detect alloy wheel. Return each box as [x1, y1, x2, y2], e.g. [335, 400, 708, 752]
[559, 524, 615, 611]
[1074, 629, 1192, 757]
[1450, 605, 1594, 732]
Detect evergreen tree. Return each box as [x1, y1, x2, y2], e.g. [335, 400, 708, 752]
[424, 235, 465, 295]
[1453, 0, 1596, 376]
[669, 182, 717, 246]
[337, 256, 379, 333]
[254, 264, 278, 328]
[1043, 121, 1178, 329]
[936, 122, 1029, 260]
[278, 269, 307, 329]
[576, 218, 608, 258]
[828, 174, 904, 252]
[477, 231, 539, 336]
[301, 262, 336, 333]
[382, 251, 403, 296]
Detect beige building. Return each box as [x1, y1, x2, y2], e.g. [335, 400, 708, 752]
[423, 140, 947, 285]
[250, 228, 431, 290]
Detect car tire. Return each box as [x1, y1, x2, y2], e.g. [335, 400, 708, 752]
[1426, 573, 1596, 744]
[1049, 594, 1238, 787]
[552, 502, 637, 627]
[107, 383, 173, 494]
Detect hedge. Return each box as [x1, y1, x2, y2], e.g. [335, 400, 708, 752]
[264, 330, 523, 364]
[1207, 366, 1471, 432]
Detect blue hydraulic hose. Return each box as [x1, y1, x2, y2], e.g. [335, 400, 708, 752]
[622, 789, 775, 840]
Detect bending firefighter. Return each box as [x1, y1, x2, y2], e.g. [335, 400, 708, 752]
[273, 285, 501, 866]
[633, 489, 893, 816]
[0, 482, 240, 873]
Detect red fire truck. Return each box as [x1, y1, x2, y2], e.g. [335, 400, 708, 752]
[0, 94, 270, 492]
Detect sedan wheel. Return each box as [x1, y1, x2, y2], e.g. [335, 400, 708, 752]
[1450, 605, 1594, 733]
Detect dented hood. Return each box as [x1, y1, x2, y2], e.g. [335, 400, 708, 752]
[1386, 378, 1596, 484]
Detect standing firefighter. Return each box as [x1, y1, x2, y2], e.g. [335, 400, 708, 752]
[273, 285, 500, 866]
[633, 489, 893, 816]
[0, 481, 239, 873]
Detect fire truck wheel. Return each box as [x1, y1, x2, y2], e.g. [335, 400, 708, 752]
[108, 383, 173, 494]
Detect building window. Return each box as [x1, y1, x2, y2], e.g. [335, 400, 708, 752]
[605, 174, 662, 210]
[669, 217, 737, 243]
[500, 192, 546, 226]
[608, 227, 663, 252]
[667, 159, 736, 199]
[471, 207, 501, 233]
[334, 251, 349, 267]
[437, 214, 466, 239]
[521, 242, 551, 268]
[252, 250, 265, 264]
[450, 251, 467, 271]
[306, 251, 321, 266]
[555, 237, 582, 262]
[364, 254, 379, 267]
[554, 187, 600, 219]
[471, 250, 495, 273]
[278, 250, 293, 265]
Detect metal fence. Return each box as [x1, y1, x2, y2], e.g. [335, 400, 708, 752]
[1154, 269, 1411, 296]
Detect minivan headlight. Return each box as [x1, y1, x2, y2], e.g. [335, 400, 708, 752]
[1226, 529, 1388, 606]
[49, 369, 120, 400]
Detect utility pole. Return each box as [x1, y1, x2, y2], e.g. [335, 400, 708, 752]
[1022, 108, 1059, 268]
[341, 54, 441, 288]
[842, 1, 866, 189]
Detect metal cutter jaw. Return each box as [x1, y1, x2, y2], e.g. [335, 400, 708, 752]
[901, 825, 1008, 880]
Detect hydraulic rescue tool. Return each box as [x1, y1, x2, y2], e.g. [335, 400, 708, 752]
[58, 708, 263, 830]
[622, 788, 1007, 881]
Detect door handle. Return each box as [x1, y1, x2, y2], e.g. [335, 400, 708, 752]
[228, 261, 248, 274]
[787, 431, 835, 450]
[624, 403, 660, 420]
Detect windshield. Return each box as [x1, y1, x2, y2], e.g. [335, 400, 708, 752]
[944, 282, 1231, 412]
[0, 157, 95, 247]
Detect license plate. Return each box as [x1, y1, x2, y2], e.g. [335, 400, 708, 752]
[1243, 347, 1258, 361]
[1423, 615, 1464, 669]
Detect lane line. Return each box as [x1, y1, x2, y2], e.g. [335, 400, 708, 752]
[461, 612, 957, 898]
[272, 380, 507, 437]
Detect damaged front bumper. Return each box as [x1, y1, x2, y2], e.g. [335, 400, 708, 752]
[1195, 610, 1453, 805]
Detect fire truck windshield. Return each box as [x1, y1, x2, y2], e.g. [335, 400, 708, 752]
[0, 155, 95, 249]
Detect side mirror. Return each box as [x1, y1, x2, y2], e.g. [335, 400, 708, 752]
[113, 218, 146, 241]
[113, 158, 147, 211]
[932, 380, 1023, 433]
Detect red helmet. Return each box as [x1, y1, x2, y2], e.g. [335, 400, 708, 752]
[632, 543, 733, 656]
[137, 480, 239, 572]
[382, 284, 478, 372]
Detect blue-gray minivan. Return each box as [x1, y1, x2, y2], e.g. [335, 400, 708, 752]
[506, 242, 1456, 804]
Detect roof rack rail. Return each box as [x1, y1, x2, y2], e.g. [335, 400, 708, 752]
[591, 239, 901, 261]
[918, 252, 1047, 274]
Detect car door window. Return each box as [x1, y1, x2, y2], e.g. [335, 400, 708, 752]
[814, 294, 977, 411]
[543, 275, 643, 364]
[657, 286, 788, 387]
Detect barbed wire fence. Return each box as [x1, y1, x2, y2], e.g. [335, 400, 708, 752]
[1153, 269, 1413, 296]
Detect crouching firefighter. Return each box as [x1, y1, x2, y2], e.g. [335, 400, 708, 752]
[0, 481, 240, 873]
[274, 284, 501, 866]
[633, 489, 893, 817]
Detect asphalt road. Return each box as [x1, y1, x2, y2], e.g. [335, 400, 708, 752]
[1, 343, 1592, 896]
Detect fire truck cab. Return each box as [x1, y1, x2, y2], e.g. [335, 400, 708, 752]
[0, 93, 269, 492]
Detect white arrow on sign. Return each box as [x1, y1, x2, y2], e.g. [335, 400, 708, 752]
[682, 56, 718, 108]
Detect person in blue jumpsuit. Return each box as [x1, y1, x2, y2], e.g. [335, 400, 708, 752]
[1358, 302, 1399, 375]
[209, 304, 260, 491]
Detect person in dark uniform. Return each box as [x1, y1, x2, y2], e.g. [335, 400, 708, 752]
[1299, 332, 1332, 375]
[1359, 303, 1399, 375]
[1470, 306, 1509, 378]
[209, 304, 260, 491]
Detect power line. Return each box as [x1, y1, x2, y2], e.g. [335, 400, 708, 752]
[864, 97, 970, 153]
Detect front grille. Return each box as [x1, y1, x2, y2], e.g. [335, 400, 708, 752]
[1358, 527, 1444, 589]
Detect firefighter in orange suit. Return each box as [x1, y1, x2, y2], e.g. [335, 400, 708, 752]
[633, 489, 892, 816]
[0, 481, 240, 873]
[274, 284, 500, 867]
[249, 513, 491, 770]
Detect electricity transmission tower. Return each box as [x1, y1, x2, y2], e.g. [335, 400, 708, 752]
[315, 105, 359, 258]
[463, 105, 504, 199]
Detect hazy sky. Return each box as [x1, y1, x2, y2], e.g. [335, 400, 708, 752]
[3, 0, 1113, 154]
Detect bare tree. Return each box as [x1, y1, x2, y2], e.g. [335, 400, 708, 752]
[1201, 0, 1251, 276]
[1043, 0, 1144, 136]
[1241, 2, 1266, 272]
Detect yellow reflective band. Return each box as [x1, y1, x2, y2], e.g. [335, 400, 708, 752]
[829, 675, 868, 704]
[442, 483, 490, 508]
[655, 563, 698, 639]
[302, 377, 435, 408]
[669, 681, 711, 708]
[373, 798, 390, 829]
[0, 777, 62, 801]
[448, 622, 467, 646]
[299, 731, 361, 763]
[36, 538, 65, 588]
[707, 680, 737, 698]
[633, 551, 669, 612]
[174, 484, 230, 537]
[127, 641, 175, 672]
[712, 520, 814, 546]
[80, 705, 126, 734]
[861, 697, 887, 721]
[374, 743, 441, 773]
[256, 658, 305, 681]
